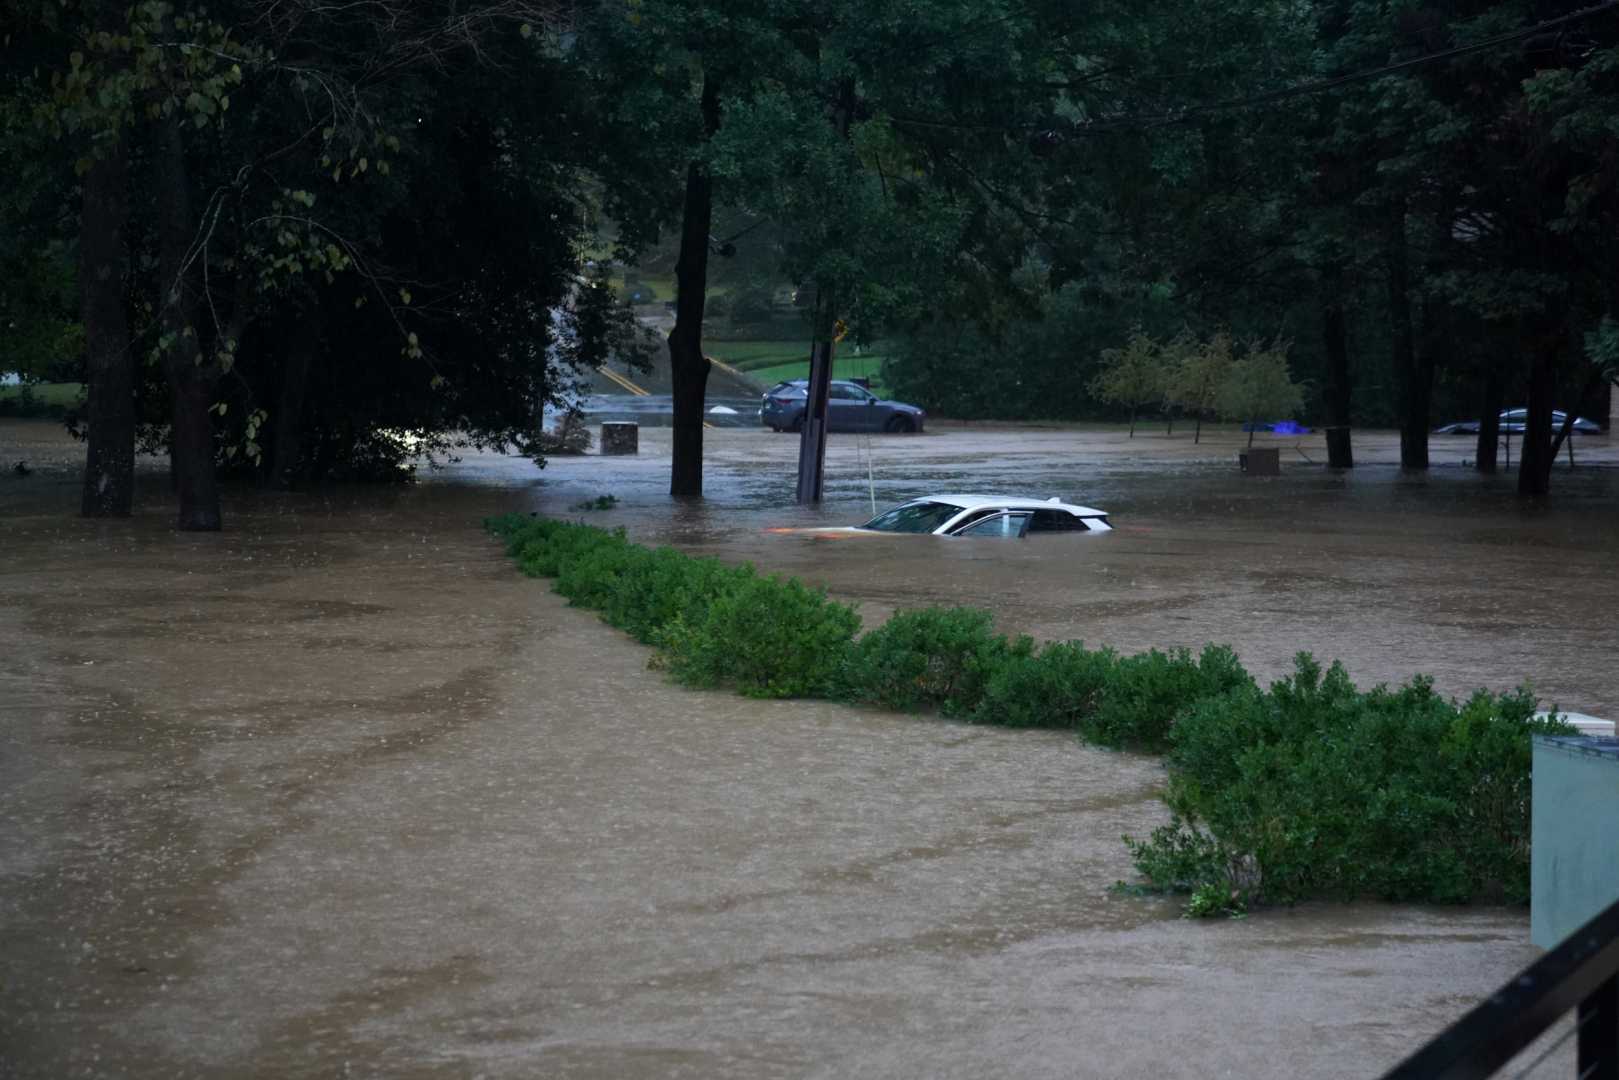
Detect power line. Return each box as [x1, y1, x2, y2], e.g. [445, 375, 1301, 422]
[1077, 0, 1619, 134]
[892, 0, 1619, 139]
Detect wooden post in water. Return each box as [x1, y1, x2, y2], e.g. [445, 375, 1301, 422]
[795, 293, 836, 505]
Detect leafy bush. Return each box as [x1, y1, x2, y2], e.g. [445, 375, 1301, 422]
[973, 640, 1117, 729]
[1127, 653, 1574, 913]
[537, 413, 592, 455]
[660, 574, 860, 698]
[1087, 644, 1253, 751]
[726, 282, 777, 325]
[841, 607, 1031, 715]
[600, 547, 754, 646]
[509, 518, 625, 578]
[554, 539, 648, 612]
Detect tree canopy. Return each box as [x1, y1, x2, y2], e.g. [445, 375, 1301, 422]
[3, 0, 1616, 521]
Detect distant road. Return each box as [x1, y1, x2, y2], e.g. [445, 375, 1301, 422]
[567, 392, 762, 429]
[557, 317, 767, 428]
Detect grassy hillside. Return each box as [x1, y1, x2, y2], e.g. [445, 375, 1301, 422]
[704, 342, 893, 397]
[0, 382, 84, 417]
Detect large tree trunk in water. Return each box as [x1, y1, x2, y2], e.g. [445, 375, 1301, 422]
[170, 375, 219, 525]
[155, 114, 221, 530]
[269, 307, 316, 489]
[1320, 263, 1353, 468]
[666, 75, 720, 498]
[79, 132, 135, 516]
[1517, 338, 1560, 496]
[1385, 201, 1429, 469]
[1474, 366, 1504, 473]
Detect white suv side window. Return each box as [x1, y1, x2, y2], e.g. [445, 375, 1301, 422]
[955, 512, 1030, 538]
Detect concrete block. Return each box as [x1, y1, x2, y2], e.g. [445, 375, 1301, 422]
[1239, 447, 1280, 475]
[600, 421, 639, 456]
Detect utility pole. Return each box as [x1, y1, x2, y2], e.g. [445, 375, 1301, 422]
[794, 78, 856, 506]
[795, 291, 836, 504]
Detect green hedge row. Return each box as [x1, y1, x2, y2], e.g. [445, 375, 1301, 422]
[487, 513, 1571, 915]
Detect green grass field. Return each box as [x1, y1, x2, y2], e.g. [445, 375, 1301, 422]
[0, 382, 84, 415]
[702, 340, 812, 370]
[705, 342, 892, 396]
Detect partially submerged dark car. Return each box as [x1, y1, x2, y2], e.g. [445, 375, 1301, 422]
[760, 380, 926, 434]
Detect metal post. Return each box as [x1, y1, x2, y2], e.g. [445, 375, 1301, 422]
[1580, 974, 1619, 1080]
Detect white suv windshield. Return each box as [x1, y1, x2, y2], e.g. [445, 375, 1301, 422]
[860, 501, 961, 534]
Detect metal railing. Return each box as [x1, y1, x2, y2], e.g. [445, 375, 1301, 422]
[1380, 896, 1619, 1080]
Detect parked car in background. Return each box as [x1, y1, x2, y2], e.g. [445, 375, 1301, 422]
[760, 379, 926, 433]
[1435, 408, 1602, 435]
[772, 494, 1112, 539]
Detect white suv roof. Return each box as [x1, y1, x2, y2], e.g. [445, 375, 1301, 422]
[921, 494, 1109, 518]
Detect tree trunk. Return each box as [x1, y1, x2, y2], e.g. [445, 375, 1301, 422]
[1475, 366, 1504, 473]
[1517, 338, 1560, 496]
[170, 374, 220, 527]
[79, 131, 135, 517]
[1128, 404, 1136, 437]
[269, 306, 316, 489]
[1549, 369, 1603, 463]
[154, 113, 222, 530]
[1194, 413, 1202, 444]
[1320, 263, 1354, 468]
[1385, 200, 1429, 470]
[666, 74, 720, 498]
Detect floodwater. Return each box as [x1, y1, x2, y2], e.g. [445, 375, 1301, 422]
[3, 417, 1613, 1078]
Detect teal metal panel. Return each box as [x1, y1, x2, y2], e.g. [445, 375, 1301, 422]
[1531, 736, 1619, 948]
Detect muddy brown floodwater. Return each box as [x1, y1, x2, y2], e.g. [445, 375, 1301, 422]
[3, 417, 1615, 1078]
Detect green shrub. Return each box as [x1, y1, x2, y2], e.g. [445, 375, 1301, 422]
[554, 538, 647, 610]
[487, 514, 628, 579]
[842, 607, 1031, 715]
[661, 574, 860, 698]
[601, 547, 754, 645]
[1087, 643, 1253, 751]
[1128, 653, 1574, 913]
[973, 640, 1117, 729]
